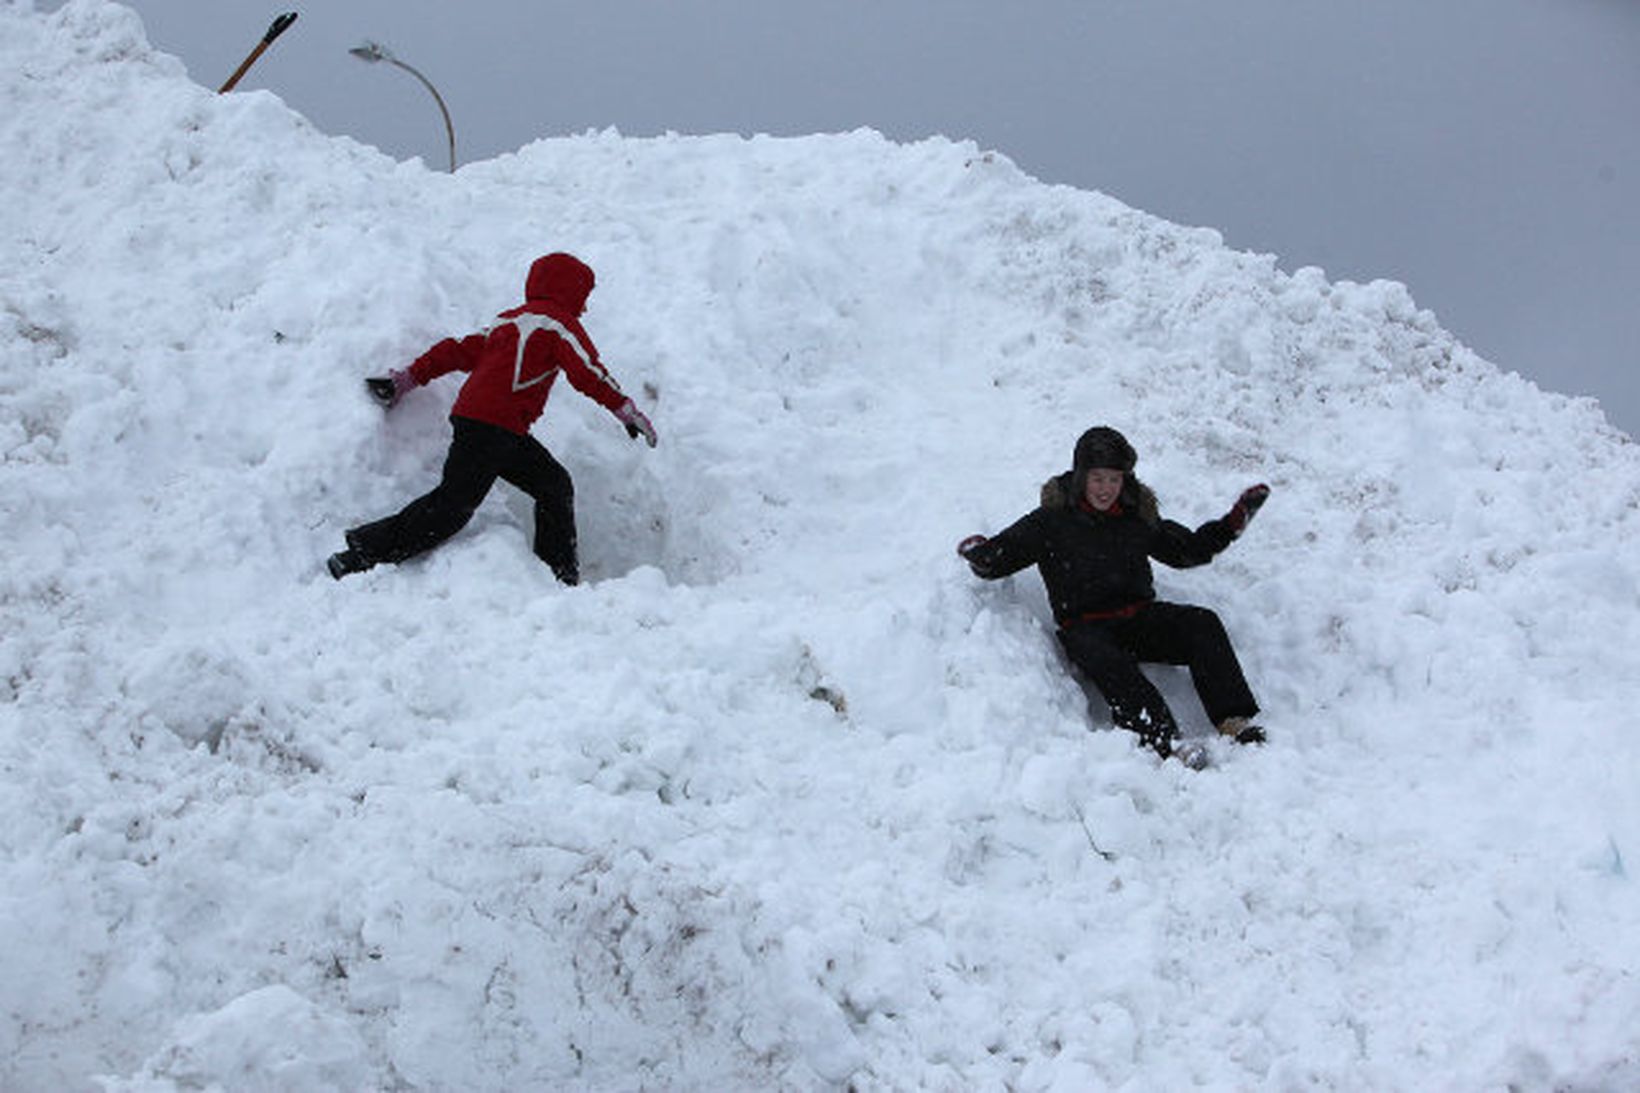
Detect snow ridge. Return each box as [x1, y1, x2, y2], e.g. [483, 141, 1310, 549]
[3, 2, 1638, 1089]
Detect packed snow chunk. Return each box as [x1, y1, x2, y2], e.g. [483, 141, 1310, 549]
[121, 639, 262, 752]
[101, 985, 376, 1092]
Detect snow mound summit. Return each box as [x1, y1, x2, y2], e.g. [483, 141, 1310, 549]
[3, 2, 1638, 1089]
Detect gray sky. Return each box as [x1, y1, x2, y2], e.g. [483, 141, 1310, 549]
[97, 1, 1640, 436]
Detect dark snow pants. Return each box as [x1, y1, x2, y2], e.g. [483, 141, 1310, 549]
[1057, 601, 1258, 755]
[346, 415, 579, 584]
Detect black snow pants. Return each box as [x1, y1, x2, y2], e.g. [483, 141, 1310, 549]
[346, 415, 579, 584]
[1057, 601, 1257, 754]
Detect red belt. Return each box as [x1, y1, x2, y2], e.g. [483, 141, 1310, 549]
[1059, 602, 1147, 629]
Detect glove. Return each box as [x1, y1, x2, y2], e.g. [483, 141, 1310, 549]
[615, 398, 658, 448]
[1224, 484, 1270, 537]
[957, 534, 995, 577]
[365, 368, 414, 409]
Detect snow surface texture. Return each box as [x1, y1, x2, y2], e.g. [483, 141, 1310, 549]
[4, 3, 1639, 1090]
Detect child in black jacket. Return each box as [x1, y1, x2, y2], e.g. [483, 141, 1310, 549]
[958, 426, 1269, 763]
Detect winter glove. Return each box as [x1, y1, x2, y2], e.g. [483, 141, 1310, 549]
[365, 368, 415, 409]
[957, 534, 993, 576]
[615, 398, 658, 448]
[1224, 484, 1270, 537]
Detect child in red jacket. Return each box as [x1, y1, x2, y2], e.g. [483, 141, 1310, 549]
[327, 252, 656, 585]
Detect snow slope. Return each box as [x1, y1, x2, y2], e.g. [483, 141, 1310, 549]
[4, 2, 1639, 1089]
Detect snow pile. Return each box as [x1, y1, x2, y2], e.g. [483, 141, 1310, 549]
[4, 2, 1639, 1089]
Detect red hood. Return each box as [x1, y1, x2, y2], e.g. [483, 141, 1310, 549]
[524, 252, 595, 315]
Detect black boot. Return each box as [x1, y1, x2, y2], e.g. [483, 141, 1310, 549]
[1217, 717, 1267, 745]
[327, 548, 374, 580]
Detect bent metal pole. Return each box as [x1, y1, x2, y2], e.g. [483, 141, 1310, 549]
[348, 41, 457, 173]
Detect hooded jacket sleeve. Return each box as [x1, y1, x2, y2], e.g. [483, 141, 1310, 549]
[964, 510, 1048, 579]
[1147, 515, 1237, 569]
[407, 333, 487, 386]
[552, 327, 629, 414]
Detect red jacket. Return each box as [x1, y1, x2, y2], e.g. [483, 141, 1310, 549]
[407, 253, 627, 435]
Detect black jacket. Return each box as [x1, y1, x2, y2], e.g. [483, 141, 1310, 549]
[965, 471, 1238, 626]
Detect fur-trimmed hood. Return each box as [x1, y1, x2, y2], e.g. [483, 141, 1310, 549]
[1040, 470, 1160, 525]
